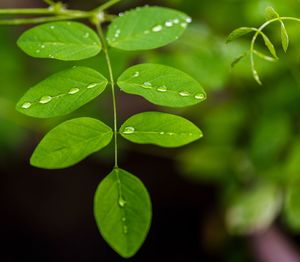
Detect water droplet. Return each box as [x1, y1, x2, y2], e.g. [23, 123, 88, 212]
[189, 133, 193, 136]
[50, 25, 55, 29]
[21, 102, 32, 109]
[167, 132, 175, 136]
[39, 95, 52, 104]
[133, 71, 140, 77]
[157, 86, 167, 92]
[68, 88, 80, 95]
[181, 22, 187, 28]
[186, 17, 192, 23]
[173, 18, 180, 24]
[119, 12, 124, 16]
[179, 91, 191, 97]
[122, 217, 126, 222]
[165, 21, 173, 27]
[36, 49, 41, 53]
[123, 126, 135, 134]
[48, 54, 54, 58]
[41, 44, 45, 49]
[83, 32, 90, 38]
[152, 25, 163, 32]
[159, 132, 165, 135]
[87, 83, 99, 89]
[123, 225, 128, 234]
[195, 93, 205, 100]
[144, 30, 150, 34]
[67, 22, 72, 25]
[118, 197, 127, 207]
[144, 82, 152, 87]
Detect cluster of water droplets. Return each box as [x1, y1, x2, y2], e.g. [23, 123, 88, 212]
[110, 11, 192, 42]
[149, 16, 191, 34]
[122, 126, 194, 136]
[21, 83, 100, 109]
[130, 71, 206, 101]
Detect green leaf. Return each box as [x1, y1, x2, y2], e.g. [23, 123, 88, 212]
[17, 21, 101, 61]
[260, 32, 278, 59]
[107, 6, 191, 50]
[226, 27, 255, 43]
[281, 23, 289, 52]
[16, 66, 108, 118]
[253, 49, 277, 62]
[226, 184, 282, 235]
[30, 117, 113, 169]
[231, 53, 247, 68]
[117, 63, 206, 108]
[120, 111, 203, 148]
[265, 7, 279, 20]
[284, 186, 300, 231]
[94, 168, 151, 258]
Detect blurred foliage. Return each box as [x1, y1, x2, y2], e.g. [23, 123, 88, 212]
[1, 0, 300, 257]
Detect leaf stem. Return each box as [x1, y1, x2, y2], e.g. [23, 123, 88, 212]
[94, 21, 119, 168]
[92, 0, 121, 13]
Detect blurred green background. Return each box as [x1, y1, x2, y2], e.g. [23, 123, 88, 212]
[1, 0, 300, 261]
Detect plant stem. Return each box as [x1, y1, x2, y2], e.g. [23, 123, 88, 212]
[250, 17, 300, 84]
[95, 21, 119, 168]
[0, 15, 89, 25]
[92, 0, 121, 13]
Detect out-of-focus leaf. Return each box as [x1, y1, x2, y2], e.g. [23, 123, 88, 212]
[283, 186, 300, 231]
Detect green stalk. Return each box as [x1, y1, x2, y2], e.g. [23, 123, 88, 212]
[94, 21, 119, 168]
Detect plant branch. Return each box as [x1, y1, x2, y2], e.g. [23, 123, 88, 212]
[94, 20, 119, 168]
[249, 16, 300, 84]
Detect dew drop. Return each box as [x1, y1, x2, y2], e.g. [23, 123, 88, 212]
[48, 54, 54, 58]
[157, 86, 167, 92]
[39, 95, 52, 104]
[123, 225, 128, 234]
[68, 88, 80, 95]
[123, 126, 135, 134]
[186, 17, 192, 23]
[119, 12, 124, 16]
[144, 82, 152, 87]
[133, 71, 140, 77]
[21, 102, 32, 109]
[87, 83, 99, 89]
[181, 22, 187, 28]
[152, 25, 163, 32]
[144, 30, 150, 34]
[36, 49, 41, 53]
[195, 93, 205, 100]
[122, 217, 126, 222]
[179, 91, 191, 97]
[165, 21, 173, 27]
[50, 25, 55, 29]
[41, 44, 45, 49]
[159, 132, 165, 135]
[167, 132, 175, 136]
[118, 197, 127, 207]
[83, 32, 90, 38]
[173, 18, 180, 24]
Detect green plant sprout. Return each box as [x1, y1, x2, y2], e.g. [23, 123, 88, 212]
[227, 6, 300, 85]
[0, 0, 206, 258]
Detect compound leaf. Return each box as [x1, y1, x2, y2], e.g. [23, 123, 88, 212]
[117, 63, 206, 107]
[226, 27, 255, 43]
[94, 168, 152, 258]
[30, 117, 113, 169]
[17, 21, 101, 61]
[120, 111, 203, 148]
[107, 6, 191, 50]
[16, 66, 108, 118]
